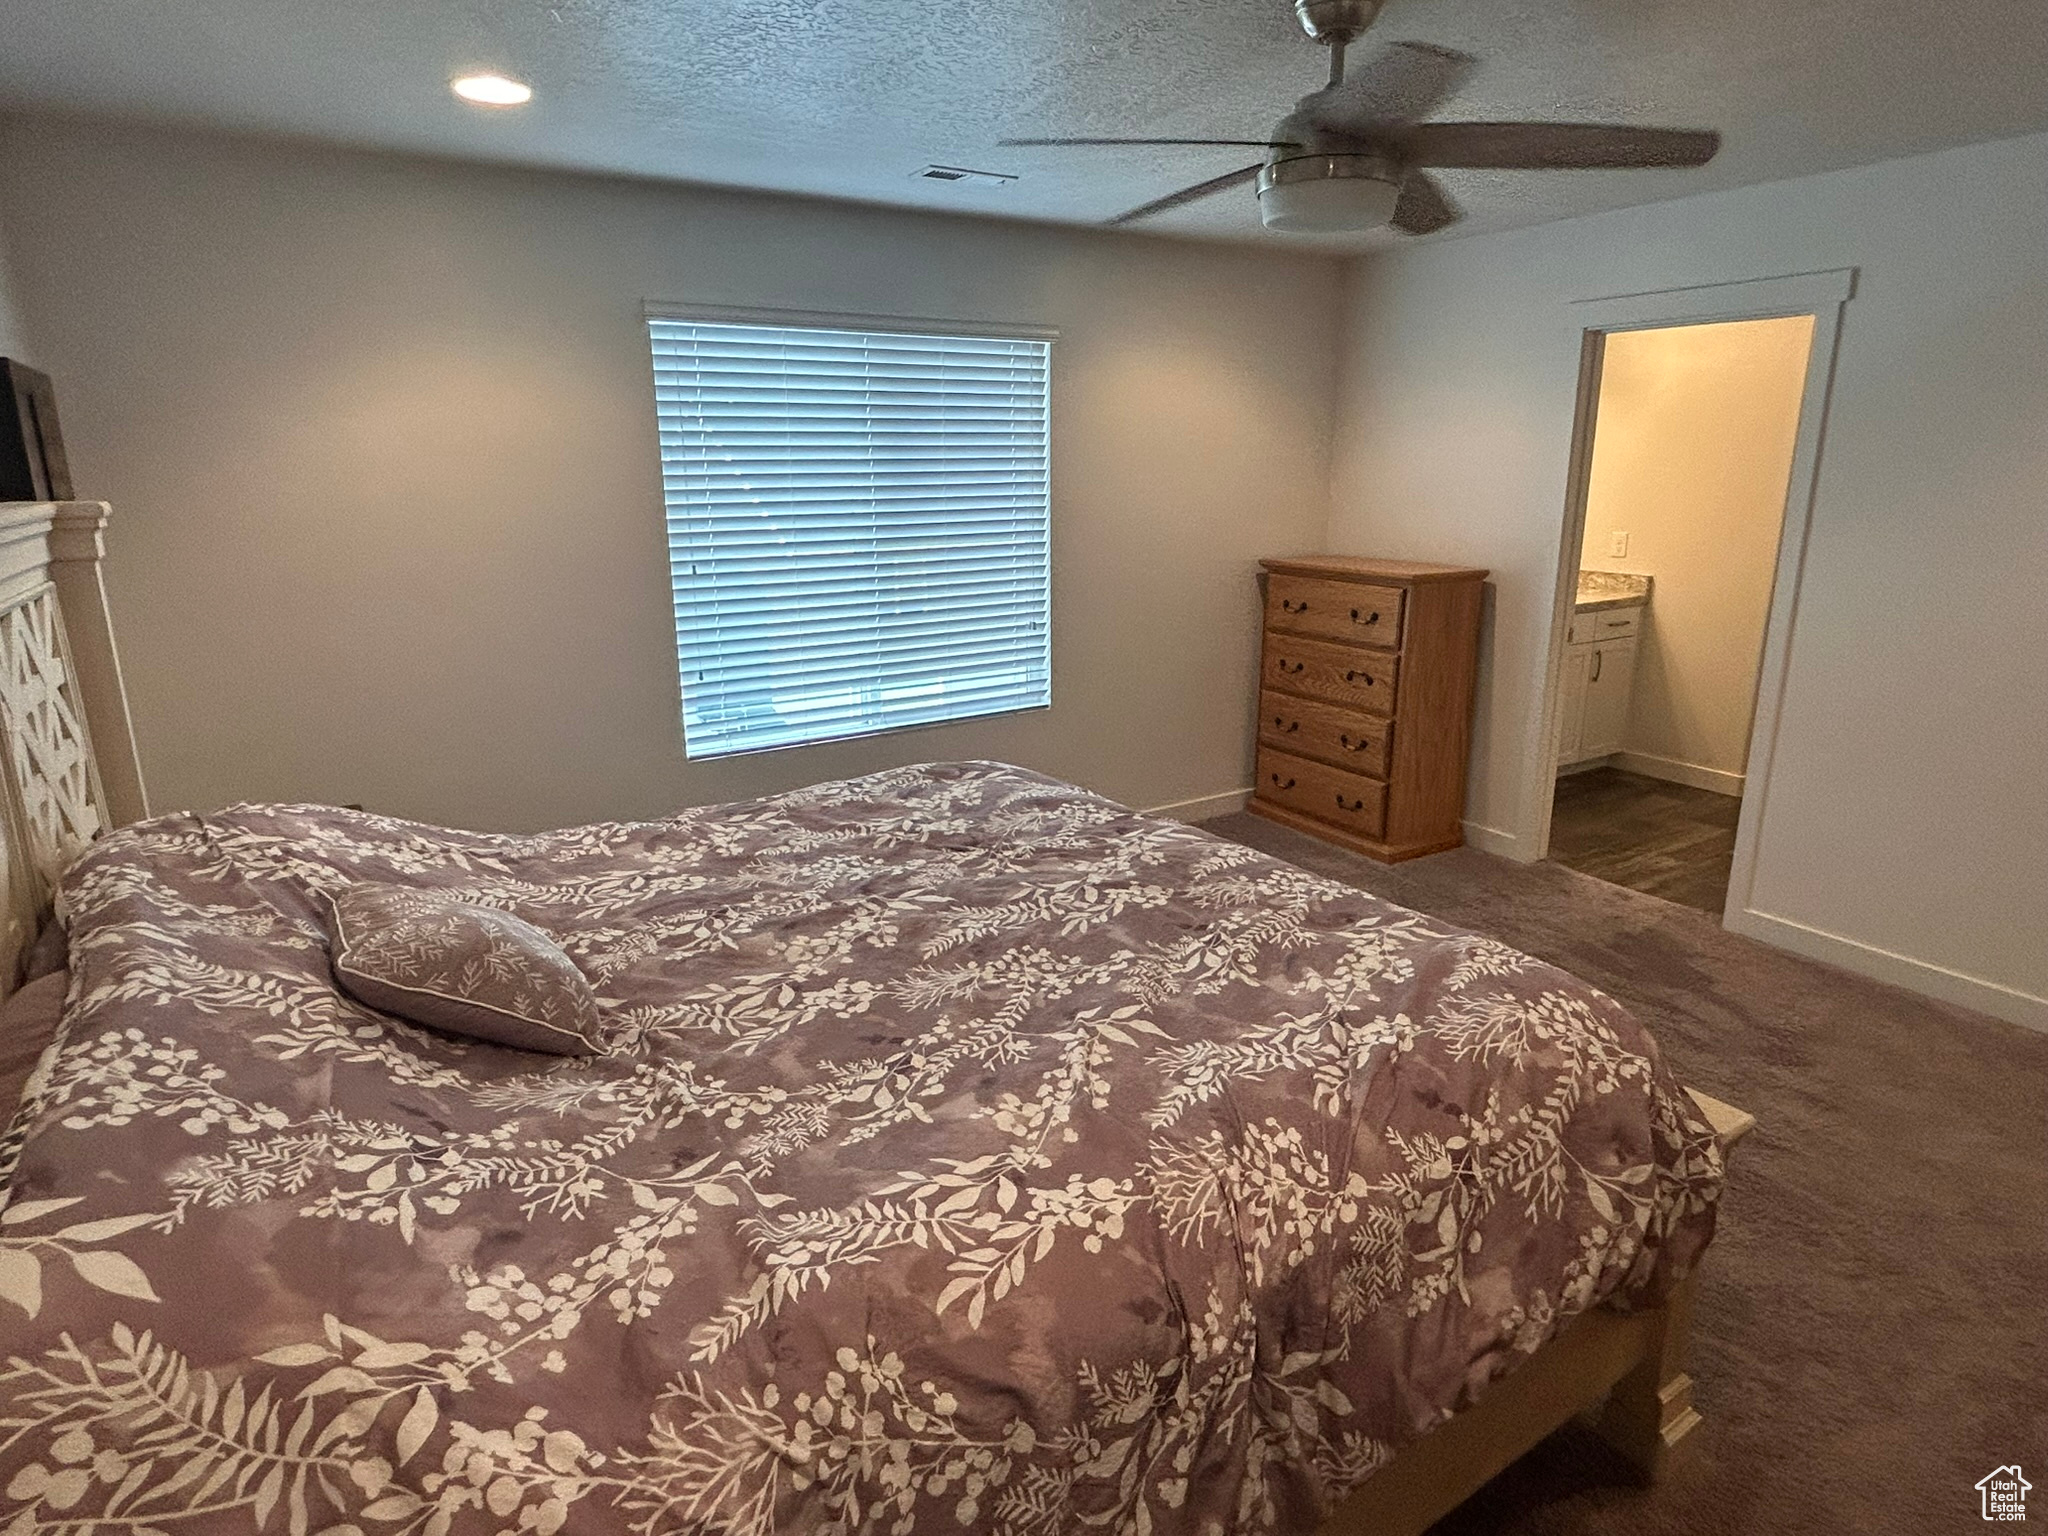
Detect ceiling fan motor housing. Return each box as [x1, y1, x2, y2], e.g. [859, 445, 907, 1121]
[1293, 0, 1386, 44]
[1258, 151, 1402, 231]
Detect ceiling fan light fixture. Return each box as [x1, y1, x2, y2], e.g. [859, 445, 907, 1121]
[1258, 155, 1401, 232]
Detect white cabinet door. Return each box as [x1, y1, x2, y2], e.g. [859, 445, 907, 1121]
[1578, 636, 1639, 758]
[1555, 643, 1591, 765]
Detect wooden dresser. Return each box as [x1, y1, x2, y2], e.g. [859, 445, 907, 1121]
[1249, 556, 1488, 862]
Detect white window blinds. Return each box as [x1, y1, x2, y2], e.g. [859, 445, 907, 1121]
[648, 312, 1053, 760]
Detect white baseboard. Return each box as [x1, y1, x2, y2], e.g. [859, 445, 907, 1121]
[1612, 751, 1745, 797]
[1726, 907, 2048, 1034]
[1158, 787, 1523, 855]
[1145, 786, 1252, 823]
[1461, 821, 1528, 859]
[1554, 756, 1614, 778]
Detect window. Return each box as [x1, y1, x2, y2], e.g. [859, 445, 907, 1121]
[647, 309, 1053, 759]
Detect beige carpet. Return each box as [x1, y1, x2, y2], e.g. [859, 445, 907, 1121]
[1204, 812, 2047, 1536]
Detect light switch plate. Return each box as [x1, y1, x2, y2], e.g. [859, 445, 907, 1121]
[1608, 530, 1630, 558]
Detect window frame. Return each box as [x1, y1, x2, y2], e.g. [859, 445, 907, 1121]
[643, 301, 1058, 761]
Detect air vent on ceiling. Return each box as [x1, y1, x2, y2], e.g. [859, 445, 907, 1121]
[913, 165, 1017, 187]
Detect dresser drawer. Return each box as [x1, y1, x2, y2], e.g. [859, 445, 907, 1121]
[1266, 574, 1404, 651]
[1255, 746, 1388, 840]
[1258, 689, 1390, 779]
[1261, 634, 1399, 715]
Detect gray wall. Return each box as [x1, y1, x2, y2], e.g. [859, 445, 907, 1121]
[1330, 130, 2048, 1024]
[0, 201, 32, 363]
[0, 117, 1342, 830]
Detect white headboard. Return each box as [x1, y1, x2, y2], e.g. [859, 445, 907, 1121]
[0, 502, 148, 992]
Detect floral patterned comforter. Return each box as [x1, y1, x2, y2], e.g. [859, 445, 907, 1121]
[0, 761, 1722, 1535]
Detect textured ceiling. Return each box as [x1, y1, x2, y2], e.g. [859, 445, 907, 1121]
[4, 0, 2047, 248]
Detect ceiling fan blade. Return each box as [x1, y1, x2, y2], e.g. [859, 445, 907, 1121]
[1108, 163, 1264, 225]
[1389, 170, 1461, 235]
[1301, 42, 1476, 135]
[1399, 122, 1721, 169]
[1000, 137, 1300, 149]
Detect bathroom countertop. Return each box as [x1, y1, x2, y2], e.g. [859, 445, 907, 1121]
[1574, 570, 1652, 612]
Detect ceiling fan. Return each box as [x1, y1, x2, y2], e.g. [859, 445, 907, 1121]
[1001, 0, 1721, 235]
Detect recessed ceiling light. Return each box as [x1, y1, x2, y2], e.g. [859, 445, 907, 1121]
[452, 74, 532, 107]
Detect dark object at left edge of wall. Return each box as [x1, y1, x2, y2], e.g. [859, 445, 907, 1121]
[0, 358, 75, 501]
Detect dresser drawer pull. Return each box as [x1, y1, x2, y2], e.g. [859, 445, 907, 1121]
[1343, 669, 1377, 686]
[1269, 772, 1298, 790]
[1334, 793, 1368, 813]
[1276, 659, 1304, 674]
[1273, 716, 1299, 733]
[1339, 733, 1371, 752]
[1281, 598, 1310, 614]
[1350, 608, 1380, 626]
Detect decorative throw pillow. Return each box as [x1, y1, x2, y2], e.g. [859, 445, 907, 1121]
[323, 885, 605, 1056]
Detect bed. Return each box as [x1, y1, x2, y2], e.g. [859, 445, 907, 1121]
[0, 501, 1747, 1536]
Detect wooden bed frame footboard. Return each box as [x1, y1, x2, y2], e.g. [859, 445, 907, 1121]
[1321, 1089, 1755, 1536]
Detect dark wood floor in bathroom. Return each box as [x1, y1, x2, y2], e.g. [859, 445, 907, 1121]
[1547, 767, 1742, 913]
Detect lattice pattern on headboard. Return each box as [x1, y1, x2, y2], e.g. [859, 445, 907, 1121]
[0, 586, 106, 888]
[0, 503, 148, 993]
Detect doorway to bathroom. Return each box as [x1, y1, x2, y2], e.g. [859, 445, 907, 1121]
[1543, 315, 1814, 912]
[1516, 269, 1854, 933]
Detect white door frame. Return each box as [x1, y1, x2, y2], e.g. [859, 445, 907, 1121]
[1514, 268, 1856, 930]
